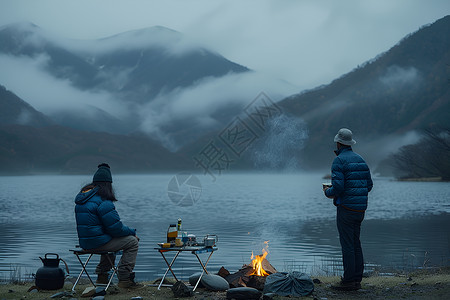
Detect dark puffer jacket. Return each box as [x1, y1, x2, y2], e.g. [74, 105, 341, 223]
[75, 187, 136, 250]
[325, 147, 373, 211]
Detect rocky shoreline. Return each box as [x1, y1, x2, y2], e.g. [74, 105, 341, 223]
[1, 268, 449, 299]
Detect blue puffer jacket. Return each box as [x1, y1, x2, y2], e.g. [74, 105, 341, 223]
[75, 187, 136, 250]
[325, 147, 373, 211]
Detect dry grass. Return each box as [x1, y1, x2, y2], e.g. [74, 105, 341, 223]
[312, 267, 450, 300]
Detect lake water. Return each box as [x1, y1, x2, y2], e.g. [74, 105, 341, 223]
[0, 173, 449, 282]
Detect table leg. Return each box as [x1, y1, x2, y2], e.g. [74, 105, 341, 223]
[158, 250, 180, 290]
[193, 251, 214, 291]
[194, 250, 214, 273]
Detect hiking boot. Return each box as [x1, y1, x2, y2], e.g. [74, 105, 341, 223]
[118, 280, 144, 289]
[118, 272, 143, 289]
[96, 273, 109, 285]
[331, 280, 359, 291]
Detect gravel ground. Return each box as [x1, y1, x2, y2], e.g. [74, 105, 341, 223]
[1, 268, 449, 299]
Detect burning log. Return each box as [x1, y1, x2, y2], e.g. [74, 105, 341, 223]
[247, 275, 266, 291]
[220, 241, 277, 290]
[221, 258, 277, 290]
[222, 265, 253, 288]
[217, 266, 230, 278]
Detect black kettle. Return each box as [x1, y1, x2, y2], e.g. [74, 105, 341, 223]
[35, 253, 69, 290]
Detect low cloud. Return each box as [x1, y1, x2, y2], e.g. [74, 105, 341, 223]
[359, 130, 421, 166]
[1, 1, 448, 90]
[59, 26, 202, 57]
[0, 53, 127, 118]
[379, 131, 421, 155]
[138, 71, 298, 150]
[0, 51, 298, 151]
[379, 65, 421, 87]
[17, 109, 32, 125]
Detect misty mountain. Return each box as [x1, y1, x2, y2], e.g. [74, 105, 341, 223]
[0, 23, 102, 89]
[0, 124, 191, 174]
[87, 26, 249, 102]
[277, 15, 450, 170]
[49, 105, 135, 134]
[0, 23, 248, 97]
[0, 84, 52, 127]
[0, 22, 255, 144]
[0, 85, 189, 174]
[2, 16, 448, 175]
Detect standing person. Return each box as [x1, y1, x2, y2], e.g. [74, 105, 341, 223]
[74, 163, 141, 288]
[323, 128, 373, 291]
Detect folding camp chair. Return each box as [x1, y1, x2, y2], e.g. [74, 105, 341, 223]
[70, 247, 122, 292]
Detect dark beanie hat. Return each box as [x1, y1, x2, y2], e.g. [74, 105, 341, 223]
[93, 163, 112, 183]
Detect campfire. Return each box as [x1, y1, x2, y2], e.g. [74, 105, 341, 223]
[219, 241, 277, 290]
[249, 241, 270, 276]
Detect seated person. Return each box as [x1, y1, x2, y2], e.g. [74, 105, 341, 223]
[74, 163, 141, 288]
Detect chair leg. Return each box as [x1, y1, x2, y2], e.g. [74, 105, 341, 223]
[71, 251, 121, 293]
[72, 253, 95, 292]
[104, 253, 121, 290]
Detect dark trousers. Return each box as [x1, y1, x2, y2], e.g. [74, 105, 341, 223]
[337, 206, 365, 283]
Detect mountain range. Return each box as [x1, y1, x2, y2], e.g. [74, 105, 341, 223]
[278, 15, 450, 169]
[0, 85, 51, 127]
[0, 23, 249, 98]
[0, 15, 449, 174]
[0, 22, 289, 149]
[0, 84, 191, 174]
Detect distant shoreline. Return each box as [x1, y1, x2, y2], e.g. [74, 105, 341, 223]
[397, 177, 447, 182]
[322, 173, 448, 182]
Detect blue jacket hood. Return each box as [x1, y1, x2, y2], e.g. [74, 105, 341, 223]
[75, 187, 99, 205]
[74, 187, 136, 250]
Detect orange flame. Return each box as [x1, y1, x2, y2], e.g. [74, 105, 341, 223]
[249, 241, 269, 276]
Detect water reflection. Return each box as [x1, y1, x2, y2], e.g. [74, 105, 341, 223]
[0, 174, 449, 281]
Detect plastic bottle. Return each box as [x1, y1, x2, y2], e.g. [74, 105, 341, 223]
[167, 224, 177, 243]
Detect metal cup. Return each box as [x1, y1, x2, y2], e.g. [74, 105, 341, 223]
[322, 183, 332, 189]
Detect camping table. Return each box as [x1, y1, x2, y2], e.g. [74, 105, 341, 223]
[154, 246, 218, 291]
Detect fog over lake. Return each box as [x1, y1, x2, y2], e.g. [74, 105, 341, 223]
[0, 173, 449, 281]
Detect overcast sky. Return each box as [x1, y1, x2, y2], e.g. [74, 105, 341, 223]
[0, 0, 449, 90]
